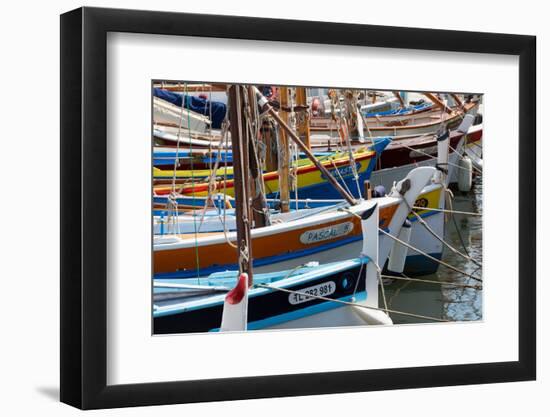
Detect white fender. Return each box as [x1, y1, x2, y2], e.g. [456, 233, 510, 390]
[458, 155, 473, 192]
[220, 273, 248, 332]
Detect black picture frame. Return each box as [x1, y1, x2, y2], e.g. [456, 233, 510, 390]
[60, 6, 536, 410]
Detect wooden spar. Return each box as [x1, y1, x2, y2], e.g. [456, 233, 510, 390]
[393, 91, 405, 107]
[450, 93, 465, 110]
[278, 87, 291, 213]
[253, 87, 357, 206]
[423, 93, 453, 114]
[154, 83, 227, 92]
[228, 85, 254, 284]
[246, 86, 268, 228]
[295, 87, 311, 149]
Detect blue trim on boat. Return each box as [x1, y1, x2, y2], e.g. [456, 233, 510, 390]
[154, 234, 365, 279]
[208, 290, 368, 331]
[364, 103, 432, 118]
[154, 258, 369, 316]
[402, 252, 443, 276]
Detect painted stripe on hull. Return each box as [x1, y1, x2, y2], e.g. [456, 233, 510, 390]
[154, 265, 367, 334]
[154, 204, 399, 276]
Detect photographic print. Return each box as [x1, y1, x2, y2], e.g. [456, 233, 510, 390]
[151, 82, 483, 334]
[60, 9, 536, 407]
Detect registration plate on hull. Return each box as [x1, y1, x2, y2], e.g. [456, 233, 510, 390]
[288, 281, 336, 305]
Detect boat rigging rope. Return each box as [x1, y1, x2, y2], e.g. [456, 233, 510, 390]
[330, 159, 355, 198]
[381, 274, 482, 290]
[194, 129, 230, 233]
[358, 103, 375, 146]
[185, 83, 201, 280]
[341, 116, 363, 199]
[445, 185, 475, 259]
[378, 228, 482, 282]
[243, 89, 271, 225]
[456, 137, 483, 161]
[166, 81, 193, 239]
[448, 143, 483, 174]
[411, 206, 481, 216]
[219, 123, 237, 250]
[352, 256, 387, 311]
[386, 136, 475, 175]
[373, 259, 388, 312]
[403, 198, 482, 268]
[288, 89, 300, 209]
[254, 283, 449, 322]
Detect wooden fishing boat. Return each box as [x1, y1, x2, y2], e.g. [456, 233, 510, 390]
[153, 166, 437, 279]
[364, 101, 433, 118]
[152, 152, 341, 183]
[153, 124, 482, 189]
[153, 202, 349, 235]
[322, 100, 436, 123]
[152, 180, 445, 277]
[154, 97, 211, 133]
[154, 258, 383, 333]
[305, 111, 482, 192]
[370, 123, 482, 190]
[311, 92, 478, 138]
[153, 201, 391, 334]
[153, 144, 388, 200]
[153, 146, 233, 169]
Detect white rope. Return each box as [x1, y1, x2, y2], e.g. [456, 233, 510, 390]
[387, 136, 475, 175]
[381, 274, 482, 290]
[379, 228, 482, 282]
[448, 143, 483, 175]
[328, 158, 354, 198]
[254, 283, 449, 322]
[411, 206, 482, 216]
[342, 115, 363, 199]
[405, 199, 482, 268]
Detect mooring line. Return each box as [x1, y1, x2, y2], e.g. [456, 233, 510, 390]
[381, 274, 482, 290]
[379, 228, 482, 282]
[448, 144, 482, 174]
[411, 206, 481, 216]
[406, 200, 482, 268]
[387, 136, 475, 175]
[255, 283, 449, 322]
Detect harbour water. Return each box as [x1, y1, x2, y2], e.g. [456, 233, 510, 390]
[384, 175, 483, 324]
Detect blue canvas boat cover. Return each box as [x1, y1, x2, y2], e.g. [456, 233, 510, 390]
[154, 88, 227, 129]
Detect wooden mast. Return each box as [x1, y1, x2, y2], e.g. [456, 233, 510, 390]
[295, 87, 311, 149]
[228, 85, 253, 284]
[246, 86, 268, 228]
[253, 87, 357, 206]
[278, 87, 291, 213]
[450, 93, 465, 110]
[393, 91, 405, 108]
[423, 93, 453, 114]
[154, 83, 227, 92]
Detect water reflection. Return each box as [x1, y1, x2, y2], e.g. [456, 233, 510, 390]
[385, 175, 483, 324]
